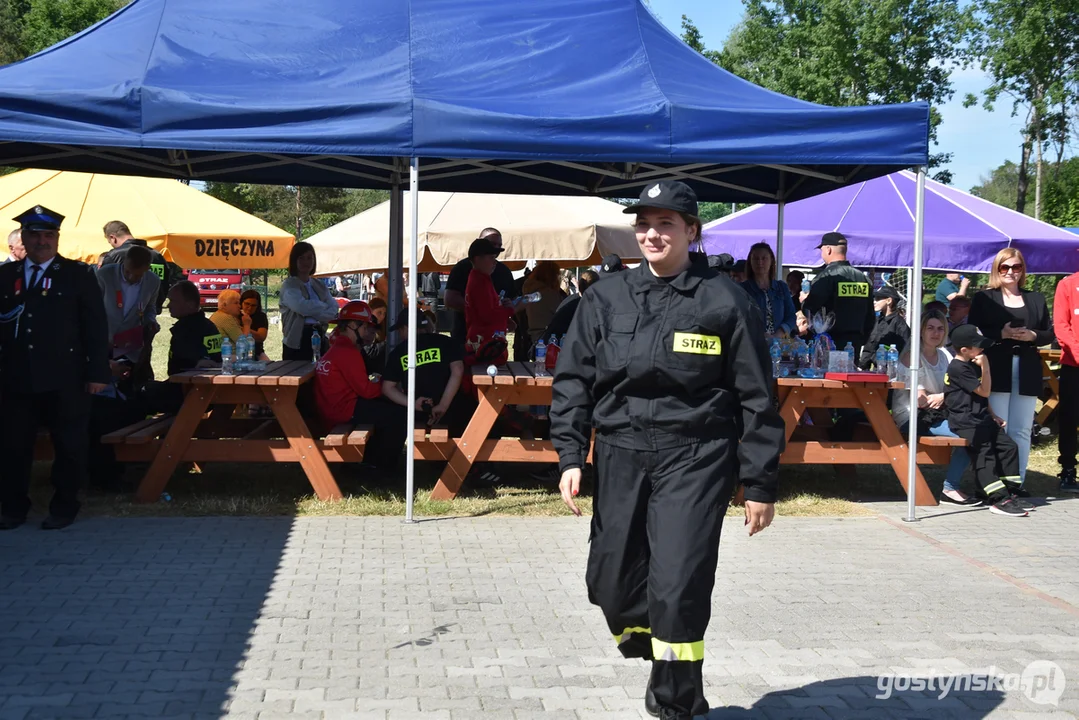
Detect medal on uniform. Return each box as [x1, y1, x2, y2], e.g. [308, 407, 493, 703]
[115, 289, 123, 309]
[42, 278, 51, 296]
[13, 278, 21, 297]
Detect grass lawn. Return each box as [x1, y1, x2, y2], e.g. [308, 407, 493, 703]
[39, 313, 1063, 520]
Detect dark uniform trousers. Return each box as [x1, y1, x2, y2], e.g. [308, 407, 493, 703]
[1, 388, 90, 519]
[956, 423, 1021, 501]
[587, 437, 738, 718]
[351, 392, 476, 470]
[1057, 365, 1079, 471]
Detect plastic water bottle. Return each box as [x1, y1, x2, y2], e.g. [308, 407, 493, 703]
[545, 334, 560, 371]
[844, 342, 855, 372]
[243, 334, 254, 362]
[770, 338, 782, 378]
[486, 364, 498, 379]
[875, 345, 887, 373]
[221, 337, 234, 375]
[886, 344, 899, 380]
[311, 330, 321, 360]
[801, 278, 811, 296]
[523, 291, 542, 304]
[534, 337, 546, 372]
[797, 339, 811, 373]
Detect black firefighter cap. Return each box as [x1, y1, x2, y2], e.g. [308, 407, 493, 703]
[622, 180, 699, 217]
[13, 205, 64, 231]
[600, 254, 624, 274]
[815, 231, 848, 249]
[707, 253, 734, 271]
[874, 285, 901, 302]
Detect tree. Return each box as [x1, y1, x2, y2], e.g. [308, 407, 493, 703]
[967, 0, 1079, 217]
[203, 183, 389, 240]
[679, 15, 720, 64]
[18, 0, 127, 57]
[970, 157, 1079, 225]
[684, 1, 975, 184]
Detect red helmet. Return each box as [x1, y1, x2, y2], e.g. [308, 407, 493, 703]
[330, 300, 378, 326]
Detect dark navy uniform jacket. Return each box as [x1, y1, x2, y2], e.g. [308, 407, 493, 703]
[550, 257, 785, 503]
[0, 256, 110, 393]
[801, 260, 876, 346]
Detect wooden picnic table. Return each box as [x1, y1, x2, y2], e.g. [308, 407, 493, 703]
[112, 360, 350, 503]
[430, 366, 948, 505]
[1038, 348, 1062, 425]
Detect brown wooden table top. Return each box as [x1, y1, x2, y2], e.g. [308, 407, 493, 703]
[170, 360, 315, 387]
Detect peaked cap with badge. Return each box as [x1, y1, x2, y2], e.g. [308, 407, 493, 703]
[13, 205, 65, 232]
[622, 180, 699, 217]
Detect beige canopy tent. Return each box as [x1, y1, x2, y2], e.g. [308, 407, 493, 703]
[308, 191, 640, 275]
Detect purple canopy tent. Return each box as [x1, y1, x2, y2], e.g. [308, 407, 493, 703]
[701, 170, 1079, 274]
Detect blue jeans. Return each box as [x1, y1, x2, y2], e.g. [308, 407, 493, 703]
[989, 356, 1037, 485]
[928, 419, 971, 493]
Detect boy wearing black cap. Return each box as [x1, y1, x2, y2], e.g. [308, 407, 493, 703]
[944, 325, 1031, 517]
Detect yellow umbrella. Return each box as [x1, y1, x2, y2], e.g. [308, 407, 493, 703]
[0, 169, 294, 268]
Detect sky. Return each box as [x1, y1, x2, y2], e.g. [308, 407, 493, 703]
[645, 0, 1028, 192]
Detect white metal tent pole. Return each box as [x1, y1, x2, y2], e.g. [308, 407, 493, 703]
[405, 158, 420, 523]
[776, 201, 785, 272]
[904, 166, 927, 523]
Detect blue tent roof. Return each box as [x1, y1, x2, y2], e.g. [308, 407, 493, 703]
[0, 0, 930, 201]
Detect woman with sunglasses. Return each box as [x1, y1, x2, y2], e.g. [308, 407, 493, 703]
[968, 248, 1052, 489]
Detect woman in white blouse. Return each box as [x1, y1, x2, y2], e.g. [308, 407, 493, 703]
[279, 242, 340, 361]
[893, 309, 973, 505]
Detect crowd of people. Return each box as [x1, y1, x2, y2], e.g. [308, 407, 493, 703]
[702, 233, 1077, 515]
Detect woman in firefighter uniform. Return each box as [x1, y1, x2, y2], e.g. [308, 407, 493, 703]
[551, 180, 785, 720]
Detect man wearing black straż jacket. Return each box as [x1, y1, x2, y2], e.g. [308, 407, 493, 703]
[0, 206, 110, 530]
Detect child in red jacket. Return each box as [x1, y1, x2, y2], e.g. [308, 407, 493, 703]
[314, 300, 405, 470]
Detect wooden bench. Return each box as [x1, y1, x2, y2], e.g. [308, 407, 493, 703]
[916, 435, 969, 465]
[324, 423, 373, 448]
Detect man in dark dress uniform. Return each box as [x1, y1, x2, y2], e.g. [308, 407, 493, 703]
[0, 206, 110, 530]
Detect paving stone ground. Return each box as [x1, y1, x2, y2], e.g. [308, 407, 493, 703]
[1, 498, 1077, 719]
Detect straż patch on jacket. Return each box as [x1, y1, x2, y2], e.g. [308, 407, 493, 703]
[673, 332, 722, 355]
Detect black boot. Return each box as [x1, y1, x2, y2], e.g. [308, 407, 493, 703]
[645, 675, 660, 718]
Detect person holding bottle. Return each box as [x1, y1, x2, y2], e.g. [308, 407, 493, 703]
[969, 248, 1052, 489]
[280, 242, 339, 361]
[464, 237, 522, 368]
[741, 242, 796, 339]
[552, 180, 784, 720]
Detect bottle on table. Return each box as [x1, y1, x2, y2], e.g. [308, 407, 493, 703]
[886, 344, 899, 380]
[770, 338, 782, 378]
[545, 334, 560, 371]
[534, 337, 546, 373]
[843, 342, 855, 372]
[311, 330, 322, 360]
[875, 345, 887, 373]
[221, 337, 234, 376]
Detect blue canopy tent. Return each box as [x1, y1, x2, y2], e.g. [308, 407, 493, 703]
[0, 0, 933, 518]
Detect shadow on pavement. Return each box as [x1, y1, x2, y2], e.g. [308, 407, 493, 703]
[705, 675, 1008, 719]
[0, 517, 293, 718]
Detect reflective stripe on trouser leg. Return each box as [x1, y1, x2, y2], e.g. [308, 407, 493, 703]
[586, 441, 653, 660]
[646, 439, 738, 719]
[652, 638, 704, 662]
[984, 480, 1006, 495]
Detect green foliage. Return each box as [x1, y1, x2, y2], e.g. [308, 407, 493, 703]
[203, 183, 389, 239]
[683, 1, 975, 183]
[19, 0, 125, 55]
[968, 0, 1079, 213]
[971, 157, 1079, 225]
